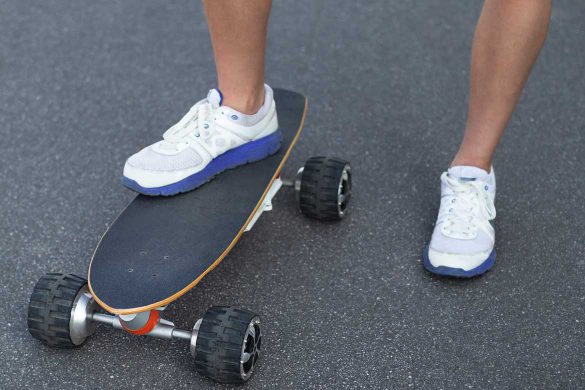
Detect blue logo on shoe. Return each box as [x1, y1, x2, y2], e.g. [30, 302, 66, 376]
[231, 115, 238, 121]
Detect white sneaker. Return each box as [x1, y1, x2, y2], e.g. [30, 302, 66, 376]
[424, 166, 497, 277]
[123, 85, 280, 196]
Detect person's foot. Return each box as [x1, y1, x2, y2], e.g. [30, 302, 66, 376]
[123, 85, 280, 196]
[424, 166, 497, 277]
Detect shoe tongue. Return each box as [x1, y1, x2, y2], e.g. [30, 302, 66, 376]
[448, 165, 489, 182]
[206, 88, 223, 108]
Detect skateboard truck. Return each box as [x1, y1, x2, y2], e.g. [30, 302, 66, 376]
[245, 177, 283, 232]
[54, 284, 195, 343]
[91, 309, 196, 343]
[244, 166, 301, 232]
[281, 166, 304, 203]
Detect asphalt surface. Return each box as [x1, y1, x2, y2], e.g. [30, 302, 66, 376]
[1, 1, 584, 389]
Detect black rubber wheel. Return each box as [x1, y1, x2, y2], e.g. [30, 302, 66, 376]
[298, 156, 352, 220]
[194, 306, 262, 384]
[27, 273, 89, 348]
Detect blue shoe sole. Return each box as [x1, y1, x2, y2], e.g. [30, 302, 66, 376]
[422, 246, 496, 278]
[123, 131, 282, 196]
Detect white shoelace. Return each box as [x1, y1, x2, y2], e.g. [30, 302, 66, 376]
[161, 100, 216, 149]
[439, 172, 496, 239]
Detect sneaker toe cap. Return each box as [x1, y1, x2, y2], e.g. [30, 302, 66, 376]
[428, 226, 494, 271]
[123, 144, 205, 189]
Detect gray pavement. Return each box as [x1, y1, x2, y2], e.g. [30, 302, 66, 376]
[1, 1, 584, 389]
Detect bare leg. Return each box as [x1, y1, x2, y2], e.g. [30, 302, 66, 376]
[452, 0, 552, 171]
[204, 0, 272, 114]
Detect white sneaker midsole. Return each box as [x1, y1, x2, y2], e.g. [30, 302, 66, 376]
[123, 163, 205, 189]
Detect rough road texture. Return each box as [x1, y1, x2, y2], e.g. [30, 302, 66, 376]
[0, 1, 583, 389]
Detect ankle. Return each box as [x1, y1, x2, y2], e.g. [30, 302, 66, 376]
[219, 86, 265, 115]
[450, 155, 492, 173]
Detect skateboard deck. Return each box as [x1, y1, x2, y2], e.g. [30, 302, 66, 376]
[88, 89, 307, 315]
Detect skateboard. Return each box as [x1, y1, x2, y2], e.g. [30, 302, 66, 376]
[26, 89, 352, 384]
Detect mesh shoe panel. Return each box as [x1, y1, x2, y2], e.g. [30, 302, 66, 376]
[127, 146, 203, 172]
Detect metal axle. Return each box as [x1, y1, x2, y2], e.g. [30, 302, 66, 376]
[90, 312, 195, 341]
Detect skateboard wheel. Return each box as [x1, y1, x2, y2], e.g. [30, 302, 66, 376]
[193, 306, 261, 384]
[298, 156, 352, 220]
[27, 273, 97, 347]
